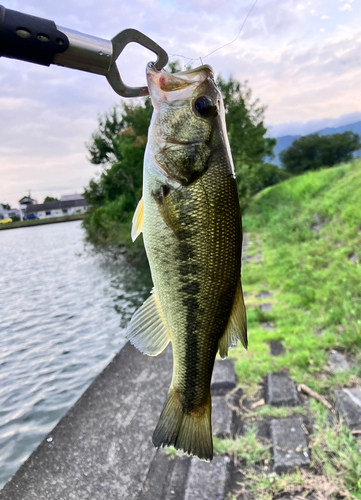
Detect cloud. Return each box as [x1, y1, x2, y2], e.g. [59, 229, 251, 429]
[321, 15, 329, 19]
[215, 22, 361, 133]
[1, 0, 361, 206]
[0, 97, 35, 110]
[339, 3, 351, 10]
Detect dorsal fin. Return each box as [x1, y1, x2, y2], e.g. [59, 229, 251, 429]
[126, 289, 171, 356]
[218, 280, 247, 358]
[131, 197, 144, 242]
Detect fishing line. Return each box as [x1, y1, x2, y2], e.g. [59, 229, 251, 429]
[168, 0, 259, 66]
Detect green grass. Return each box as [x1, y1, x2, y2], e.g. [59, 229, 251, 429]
[311, 401, 361, 494]
[224, 402, 361, 499]
[243, 405, 307, 421]
[164, 445, 184, 458]
[230, 159, 361, 396]
[213, 426, 271, 465]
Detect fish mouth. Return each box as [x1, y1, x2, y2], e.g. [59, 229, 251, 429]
[146, 62, 214, 104]
[147, 62, 214, 90]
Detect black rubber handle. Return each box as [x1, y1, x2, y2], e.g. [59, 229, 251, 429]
[0, 5, 69, 66]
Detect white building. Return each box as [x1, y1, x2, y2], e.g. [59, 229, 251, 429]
[19, 195, 38, 221]
[8, 208, 20, 218]
[25, 195, 87, 219]
[60, 194, 85, 202]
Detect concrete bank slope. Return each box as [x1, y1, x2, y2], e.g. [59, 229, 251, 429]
[1, 342, 173, 500]
[0, 214, 85, 231]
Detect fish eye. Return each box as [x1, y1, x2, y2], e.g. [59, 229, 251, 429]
[193, 96, 216, 118]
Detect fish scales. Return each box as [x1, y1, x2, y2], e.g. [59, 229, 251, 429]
[127, 63, 247, 461]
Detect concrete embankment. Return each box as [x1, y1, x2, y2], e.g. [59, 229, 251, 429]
[1, 342, 238, 500]
[0, 342, 173, 500]
[0, 214, 85, 231]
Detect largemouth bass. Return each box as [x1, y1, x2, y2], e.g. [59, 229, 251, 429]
[127, 63, 247, 461]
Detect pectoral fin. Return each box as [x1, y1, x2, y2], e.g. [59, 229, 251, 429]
[126, 289, 171, 356]
[218, 280, 247, 358]
[152, 185, 181, 234]
[131, 197, 144, 242]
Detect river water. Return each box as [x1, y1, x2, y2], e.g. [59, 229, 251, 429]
[0, 221, 152, 488]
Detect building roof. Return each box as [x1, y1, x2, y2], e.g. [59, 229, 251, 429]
[26, 199, 87, 213]
[60, 194, 85, 202]
[19, 196, 37, 205]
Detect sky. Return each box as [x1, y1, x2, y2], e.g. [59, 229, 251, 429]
[1, 0, 360, 207]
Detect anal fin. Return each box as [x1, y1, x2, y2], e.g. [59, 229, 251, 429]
[126, 289, 171, 356]
[218, 280, 247, 358]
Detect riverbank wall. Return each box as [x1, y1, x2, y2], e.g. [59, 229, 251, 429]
[0, 214, 85, 231]
[0, 342, 174, 499]
[0, 339, 238, 500]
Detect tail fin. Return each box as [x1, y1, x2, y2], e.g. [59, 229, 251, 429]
[152, 389, 213, 461]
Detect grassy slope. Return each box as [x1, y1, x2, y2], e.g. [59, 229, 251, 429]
[225, 159, 361, 498]
[231, 159, 361, 395]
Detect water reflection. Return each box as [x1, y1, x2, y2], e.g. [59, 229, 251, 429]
[99, 255, 152, 328]
[0, 221, 152, 488]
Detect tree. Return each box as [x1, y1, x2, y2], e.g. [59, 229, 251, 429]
[44, 196, 59, 203]
[1, 203, 10, 210]
[246, 162, 291, 195]
[86, 100, 152, 167]
[216, 76, 278, 208]
[217, 76, 275, 168]
[83, 100, 152, 253]
[280, 132, 361, 174]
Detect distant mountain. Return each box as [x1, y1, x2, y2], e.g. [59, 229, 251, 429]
[273, 135, 301, 165]
[272, 121, 361, 166]
[317, 121, 361, 137]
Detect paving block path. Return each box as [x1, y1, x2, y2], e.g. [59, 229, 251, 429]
[212, 395, 233, 438]
[258, 291, 273, 299]
[266, 372, 300, 407]
[184, 457, 231, 500]
[259, 303, 273, 313]
[141, 451, 177, 500]
[335, 388, 361, 430]
[269, 340, 285, 356]
[138, 359, 237, 500]
[270, 418, 311, 474]
[211, 359, 236, 395]
[328, 350, 350, 373]
[163, 456, 192, 500]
